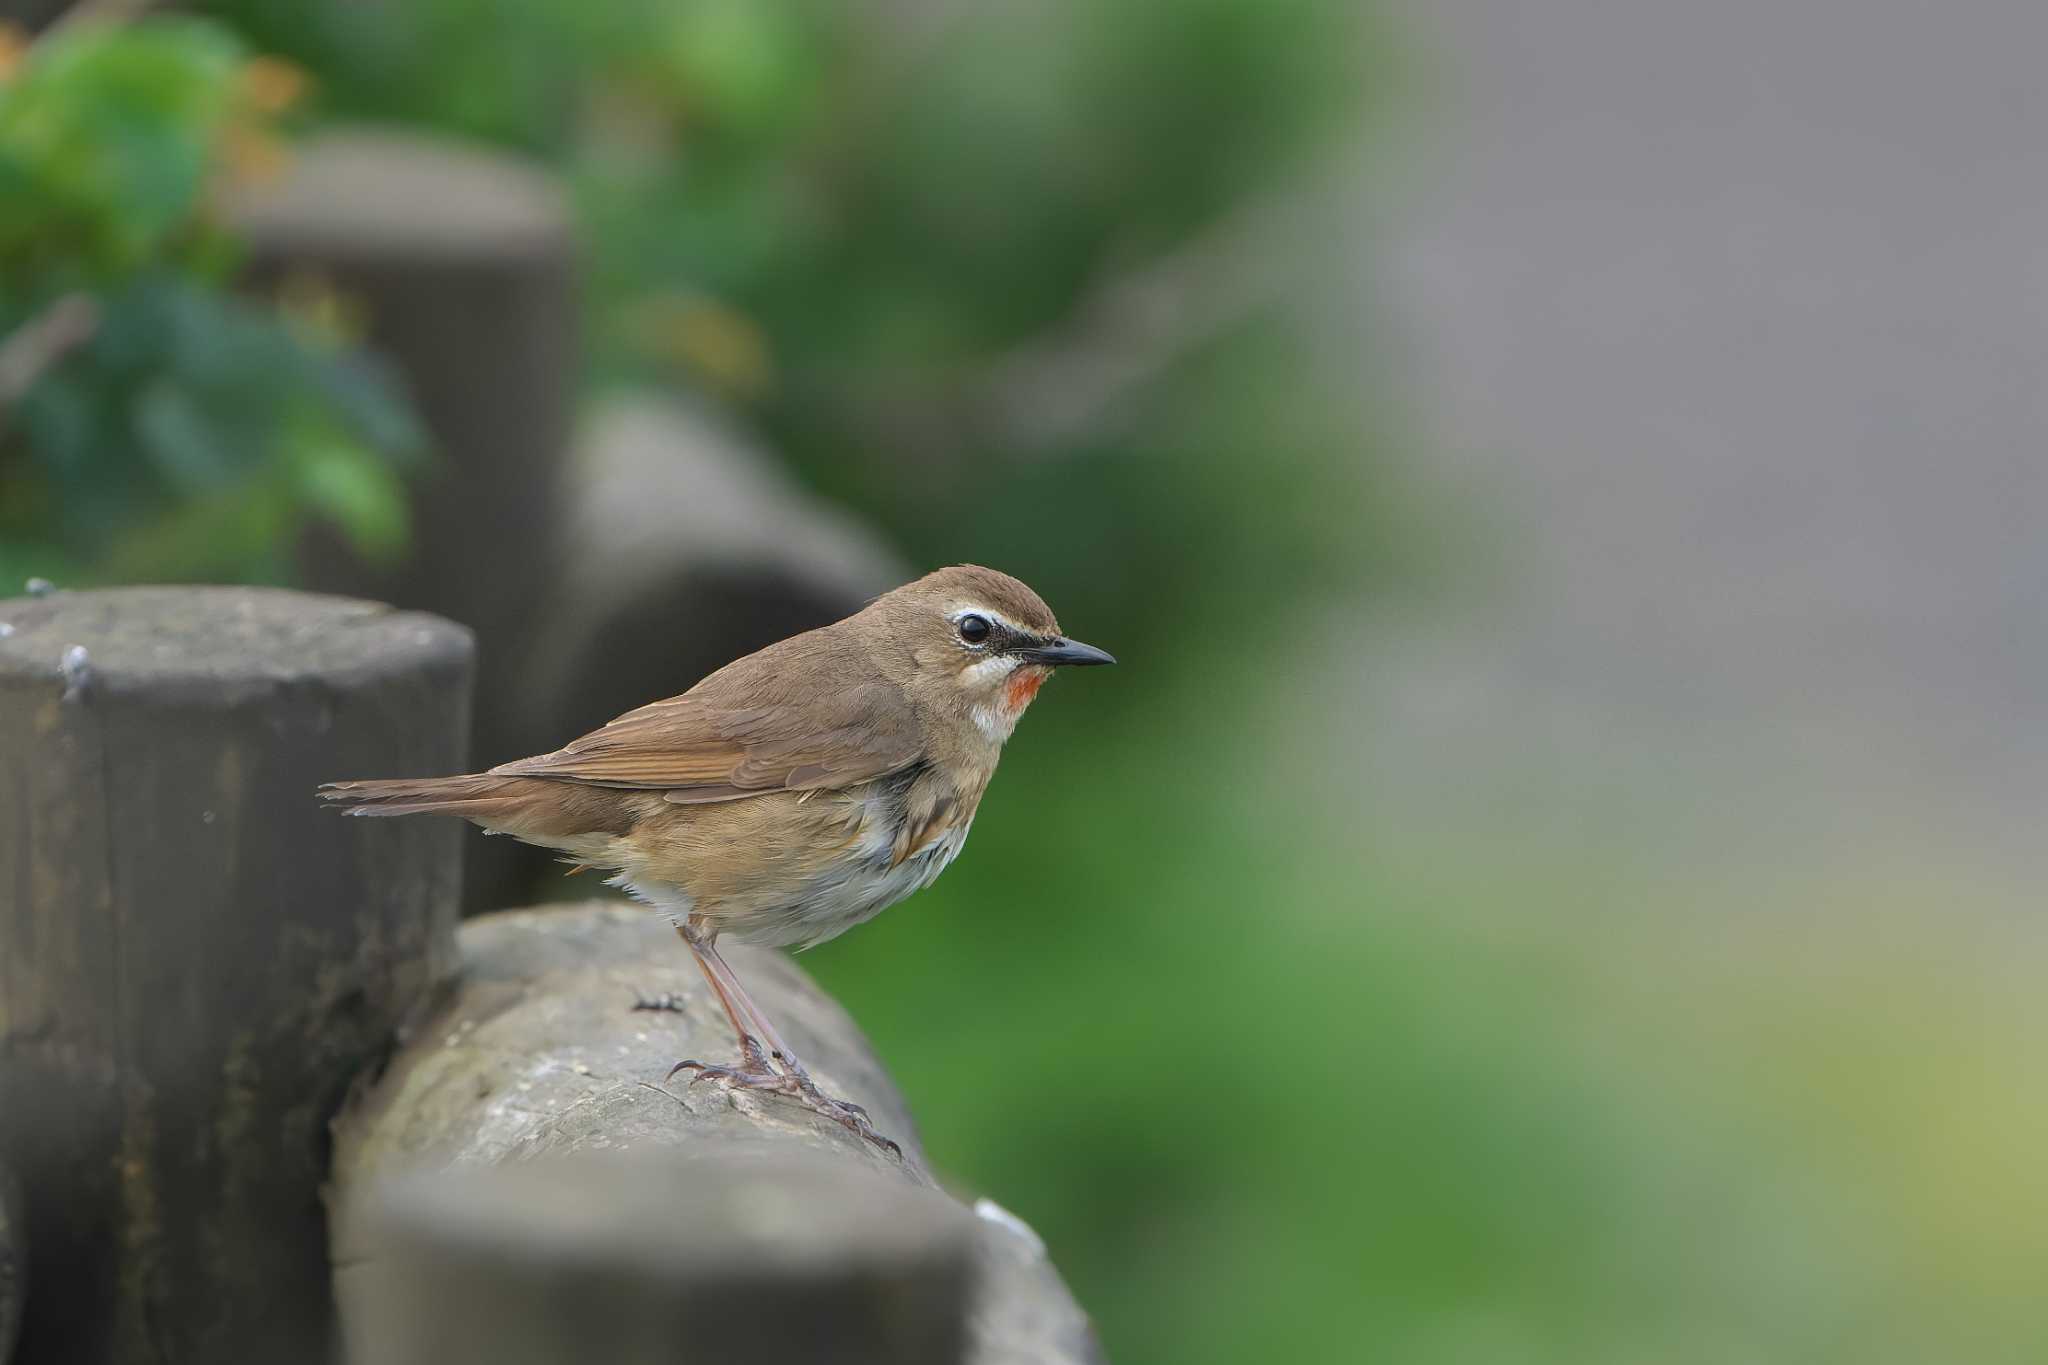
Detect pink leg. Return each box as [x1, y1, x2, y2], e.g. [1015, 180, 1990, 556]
[665, 919, 896, 1155]
[672, 921, 773, 1073]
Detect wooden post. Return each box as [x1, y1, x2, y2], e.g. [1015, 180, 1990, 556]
[337, 1145, 972, 1365]
[0, 1158, 22, 1365]
[229, 129, 577, 913]
[330, 903, 928, 1181]
[0, 586, 472, 1363]
[328, 902, 1103, 1365]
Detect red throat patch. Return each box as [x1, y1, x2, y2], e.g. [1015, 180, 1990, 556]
[1004, 667, 1049, 712]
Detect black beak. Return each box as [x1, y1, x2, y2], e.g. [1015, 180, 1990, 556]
[1019, 636, 1116, 667]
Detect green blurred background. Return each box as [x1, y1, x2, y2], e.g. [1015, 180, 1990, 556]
[4, 3, 2043, 1362]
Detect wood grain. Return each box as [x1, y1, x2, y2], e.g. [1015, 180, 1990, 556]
[0, 587, 471, 1363]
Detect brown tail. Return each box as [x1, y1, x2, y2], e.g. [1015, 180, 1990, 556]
[318, 772, 528, 820]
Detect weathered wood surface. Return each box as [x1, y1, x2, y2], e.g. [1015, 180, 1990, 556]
[332, 903, 1104, 1365]
[0, 586, 472, 1363]
[332, 903, 925, 1184]
[0, 1159, 21, 1365]
[229, 128, 576, 912]
[338, 1144, 973, 1365]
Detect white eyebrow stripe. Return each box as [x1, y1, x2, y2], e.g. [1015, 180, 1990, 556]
[948, 604, 1027, 635]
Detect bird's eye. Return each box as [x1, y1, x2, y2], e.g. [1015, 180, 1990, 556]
[957, 613, 992, 644]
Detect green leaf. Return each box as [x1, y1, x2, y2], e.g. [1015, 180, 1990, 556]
[0, 19, 249, 277]
[287, 417, 412, 563]
[98, 482, 293, 584]
[309, 351, 429, 467]
[133, 379, 242, 493]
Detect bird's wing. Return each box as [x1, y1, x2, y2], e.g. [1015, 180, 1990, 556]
[489, 636, 923, 804]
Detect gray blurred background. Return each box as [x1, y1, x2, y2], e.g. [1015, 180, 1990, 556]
[1370, 0, 2046, 889]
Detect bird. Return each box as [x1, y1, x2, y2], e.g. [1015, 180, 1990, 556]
[320, 565, 1113, 1152]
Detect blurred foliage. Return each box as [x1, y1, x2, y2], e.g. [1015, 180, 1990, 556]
[817, 682, 2048, 1364]
[203, 0, 1401, 658]
[0, 17, 423, 586]
[10, 4, 2043, 1364]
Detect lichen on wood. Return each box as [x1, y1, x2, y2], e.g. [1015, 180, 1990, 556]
[330, 902, 1105, 1365]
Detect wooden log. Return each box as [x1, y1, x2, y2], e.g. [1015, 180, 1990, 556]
[228, 129, 576, 911]
[330, 903, 1103, 1365]
[0, 586, 472, 1363]
[336, 1144, 972, 1365]
[331, 903, 924, 1181]
[0, 1158, 21, 1365]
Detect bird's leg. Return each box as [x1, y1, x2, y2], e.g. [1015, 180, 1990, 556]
[665, 919, 898, 1156]
[696, 937, 868, 1120]
[670, 920, 772, 1074]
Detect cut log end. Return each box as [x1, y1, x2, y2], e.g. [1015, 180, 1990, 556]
[337, 1145, 973, 1365]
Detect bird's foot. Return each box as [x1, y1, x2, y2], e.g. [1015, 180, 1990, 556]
[666, 1047, 899, 1157]
[766, 1047, 870, 1120]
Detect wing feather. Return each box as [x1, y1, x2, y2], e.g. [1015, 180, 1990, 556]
[490, 634, 923, 803]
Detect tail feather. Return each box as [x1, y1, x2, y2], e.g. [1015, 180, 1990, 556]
[318, 773, 522, 820]
[319, 774, 638, 866]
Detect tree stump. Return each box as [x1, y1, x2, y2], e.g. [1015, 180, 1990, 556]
[228, 128, 576, 912]
[338, 1144, 973, 1365]
[0, 586, 472, 1363]
[331, 903, 1103, 1365]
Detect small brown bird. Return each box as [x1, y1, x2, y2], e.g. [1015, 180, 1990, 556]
[321, 565, 1112, 1151]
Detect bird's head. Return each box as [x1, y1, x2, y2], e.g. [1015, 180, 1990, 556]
[866, 564, 1114, 743]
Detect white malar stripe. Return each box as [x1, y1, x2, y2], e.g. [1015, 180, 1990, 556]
[961, 653, 1021, 688]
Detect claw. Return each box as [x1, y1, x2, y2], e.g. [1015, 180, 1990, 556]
[767, 1054, 868, 1120]
[658, 1054, 900, 1156]
[793, 1074, 868, 1120]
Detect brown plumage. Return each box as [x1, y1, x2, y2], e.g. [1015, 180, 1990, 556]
[320, 564, 1112, 1151]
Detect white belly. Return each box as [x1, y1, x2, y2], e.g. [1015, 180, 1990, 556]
[733, 812, 973, 950]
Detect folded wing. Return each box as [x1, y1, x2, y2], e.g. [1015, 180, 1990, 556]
[490, 635, 923, 804]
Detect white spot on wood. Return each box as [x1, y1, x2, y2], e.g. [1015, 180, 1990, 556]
[974, 1197, 1046, 1256]
[59, 643, 90, 702]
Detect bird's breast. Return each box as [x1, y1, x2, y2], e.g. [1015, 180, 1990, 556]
[689, 765, 982, 949]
